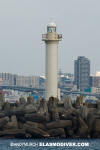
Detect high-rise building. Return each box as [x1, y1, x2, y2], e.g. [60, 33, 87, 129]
[90, 76, 100, 88]
[15, 75, 39, 88]
[0, 73, 40, 88]
[0, 73, 14, 86]
[74, 56, 90, 91]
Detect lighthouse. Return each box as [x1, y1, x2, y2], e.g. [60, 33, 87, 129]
[42, 22, 62, 100]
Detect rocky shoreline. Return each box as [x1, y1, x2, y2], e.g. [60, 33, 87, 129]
[0, 95, 100, 138]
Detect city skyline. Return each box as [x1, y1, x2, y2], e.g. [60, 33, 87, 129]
[0, 0, 100, 75]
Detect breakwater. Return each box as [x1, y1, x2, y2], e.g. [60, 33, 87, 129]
[0, 95, 100, 138]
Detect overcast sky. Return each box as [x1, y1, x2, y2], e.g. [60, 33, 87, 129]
[0, 0, 100, 76]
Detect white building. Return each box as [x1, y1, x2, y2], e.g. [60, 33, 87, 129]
[0, 73, 14, 86]
[0, 73, 40, 88]
[15, 75, 39, 88]
[96, 72, 100, 77]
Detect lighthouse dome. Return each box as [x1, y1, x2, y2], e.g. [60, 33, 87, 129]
[47, 22, 56, 27]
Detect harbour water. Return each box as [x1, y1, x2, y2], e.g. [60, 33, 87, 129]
[0, 139, 100, 150]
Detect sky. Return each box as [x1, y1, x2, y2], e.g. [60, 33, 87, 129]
[0, 0, 100, 76]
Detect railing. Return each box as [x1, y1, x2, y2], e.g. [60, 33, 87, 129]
[42, 34, 46, 40]
[58, 34, 62, 39]
[42, 34, 62, 41]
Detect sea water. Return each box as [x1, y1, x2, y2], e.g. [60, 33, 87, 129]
[0, 139, 99, 150]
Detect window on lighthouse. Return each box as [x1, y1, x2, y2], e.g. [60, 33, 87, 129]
[47, 27, 56, 33]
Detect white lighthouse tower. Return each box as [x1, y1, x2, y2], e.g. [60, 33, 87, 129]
[42, 22, 62, 100]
